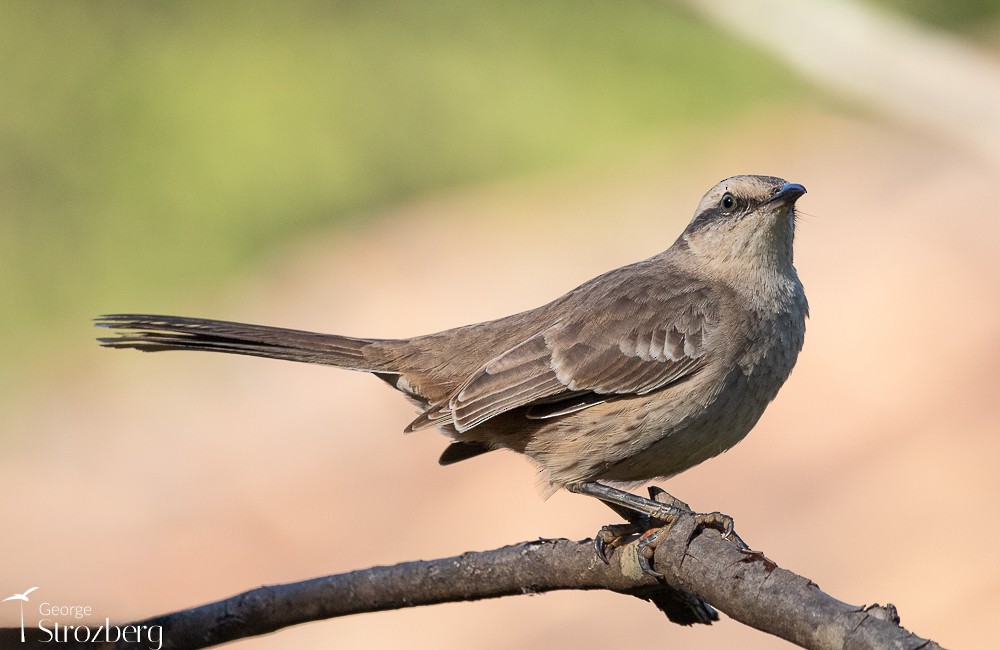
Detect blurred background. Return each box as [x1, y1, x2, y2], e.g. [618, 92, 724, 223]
[2, 1, 999, 648]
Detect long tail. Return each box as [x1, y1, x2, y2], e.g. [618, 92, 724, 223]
[95, 314, 390, 371]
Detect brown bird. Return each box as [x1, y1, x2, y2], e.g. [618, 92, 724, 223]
[96, 174, 808, 569]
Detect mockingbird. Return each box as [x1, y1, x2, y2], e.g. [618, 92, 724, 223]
[97, 174, 808, 574]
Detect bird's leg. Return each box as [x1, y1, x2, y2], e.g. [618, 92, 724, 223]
[568, 482, 748, 578]
[570, 483, 684, 562]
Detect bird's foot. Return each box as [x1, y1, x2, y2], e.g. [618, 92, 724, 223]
[594, 521, 649, 564]
[569, 482, 749, 579]
[632, 507, 741, 578]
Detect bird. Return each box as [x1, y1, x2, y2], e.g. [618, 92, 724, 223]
[96, 174, 808, 568]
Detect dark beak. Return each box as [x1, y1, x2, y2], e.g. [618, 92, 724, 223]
[767, 182, 807, 205]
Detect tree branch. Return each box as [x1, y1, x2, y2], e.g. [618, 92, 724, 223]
[132, 536, 714, 650]
[1, 513, 942, 649]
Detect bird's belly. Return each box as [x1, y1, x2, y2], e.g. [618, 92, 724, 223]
[524, 368, 767, 487]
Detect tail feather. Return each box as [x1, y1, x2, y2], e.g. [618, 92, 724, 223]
[95, 314, 389, 371]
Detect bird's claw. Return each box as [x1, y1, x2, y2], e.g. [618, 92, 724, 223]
[636, 511, 750, 578]
[691, 511, 753, 551]
[636, 528, 667, 579]
[574, 482, 747, 578]
[593, 527, 614, 564]
[593, 522, 647, 563]
[694, 511, 733, 538]
[594, 526, 614, 564]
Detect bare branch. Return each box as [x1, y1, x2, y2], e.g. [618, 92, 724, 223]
[126, 536, 714, 649]
[143, 517, 941, 649]
[0, 514, 941, 649]
[646, 515, 940, 649]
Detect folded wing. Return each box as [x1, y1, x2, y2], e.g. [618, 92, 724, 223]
[407, 276, 721, 433]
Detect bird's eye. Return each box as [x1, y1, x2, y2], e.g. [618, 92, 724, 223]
[720, 193, 736, 211]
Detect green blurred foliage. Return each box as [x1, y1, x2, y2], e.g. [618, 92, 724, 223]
[872, 0, 1000, 32]
[0, 1, 811, 395]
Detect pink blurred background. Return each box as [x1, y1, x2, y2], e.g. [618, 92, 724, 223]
[3, 2, 1000, 648]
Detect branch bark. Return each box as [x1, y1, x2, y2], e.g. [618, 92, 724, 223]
[1, 513, 942, 650]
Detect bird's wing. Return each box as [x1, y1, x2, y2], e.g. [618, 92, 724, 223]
[416, 274, 721, 433]
[403, 332, 570, 432]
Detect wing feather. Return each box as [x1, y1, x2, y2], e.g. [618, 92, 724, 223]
[414, 269, 722, 433]
[450, 334, 567, 430]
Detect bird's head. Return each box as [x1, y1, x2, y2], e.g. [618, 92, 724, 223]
[676, 175, 807, 287]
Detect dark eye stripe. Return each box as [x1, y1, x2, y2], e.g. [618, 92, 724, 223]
[685, 194, 766, 235]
